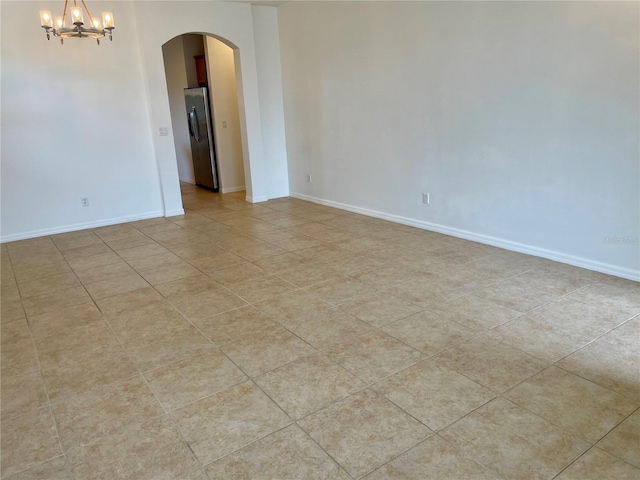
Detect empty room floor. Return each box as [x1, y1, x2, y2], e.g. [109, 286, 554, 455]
[1, 182, 638, 479]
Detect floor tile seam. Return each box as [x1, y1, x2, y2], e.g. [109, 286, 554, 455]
[20, 296, 67, 465]
[100, 312, 206, 472]
[592, 405, 640, 452]
[498, 385, 632, 447]
[225, 274, 300, 299]
[370, 376, 498, 434]
[549, 445, 608, 480]
[0, 453, 68, 480]
[186, 405, 296, 468]
[294, 390, 436, 480]
[438, 393, 591, 469]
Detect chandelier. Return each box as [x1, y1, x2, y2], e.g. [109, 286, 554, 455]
[39, 0, 114, 45]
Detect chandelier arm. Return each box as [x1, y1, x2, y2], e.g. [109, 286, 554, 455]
[80, 0, 96, 28]
[61, 0, 69, 24]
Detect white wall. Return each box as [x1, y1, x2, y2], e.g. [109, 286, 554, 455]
[205, 37, 246, 193]
[252, 5, 290, 199]
[162, 36, 194, 184]
[279, 1, 640, 280]
[1, 1, 164, 242]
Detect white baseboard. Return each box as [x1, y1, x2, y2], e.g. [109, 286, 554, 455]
[165, 208, 186, 217]
[291, 192, 639, 282]
[179, 177, 195, 184]
[246, 195, 269, 204]
[0, 210, 165, 244]
[268, 190, 291, 200]
[221, 185, 246, 194]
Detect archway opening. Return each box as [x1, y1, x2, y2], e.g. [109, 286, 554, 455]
[162, 33, 247, 197]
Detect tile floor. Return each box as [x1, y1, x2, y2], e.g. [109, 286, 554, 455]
[1, 182, 639, 479]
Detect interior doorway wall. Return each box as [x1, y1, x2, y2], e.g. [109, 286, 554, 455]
[162, 33, 245, 193]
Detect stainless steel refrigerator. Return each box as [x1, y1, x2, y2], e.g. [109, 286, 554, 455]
[184, 87, 219, 191]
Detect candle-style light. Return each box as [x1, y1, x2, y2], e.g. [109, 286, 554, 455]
[38, 2, 115, 45]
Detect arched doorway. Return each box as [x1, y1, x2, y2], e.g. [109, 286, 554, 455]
[162, 33, 248, 199]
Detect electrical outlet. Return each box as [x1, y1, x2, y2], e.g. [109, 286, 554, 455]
[222, 121, 228, 128]
[307, 174, 312, 183]
[81, 197, 89, 207]
[158, 127, 169, 136]
[422, 193, 430, 205]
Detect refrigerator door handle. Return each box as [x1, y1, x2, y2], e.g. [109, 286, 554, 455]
[189, 107, 200, 143]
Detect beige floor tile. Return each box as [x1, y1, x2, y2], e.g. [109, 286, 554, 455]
[255, 353, 364, 419]
[441, 397, 589, 480]
[116, 243, 170, 262]
[207, 261, 268, 286]
[62, 243, 112, 261]
[429, 294, 521, 331]
[205, 425, 350, 479]
[10, 250, 65, 267]
[139, 262, 202, 286]
[505, 367, 637, 443]
[19, 273, 80, 298]
[528, 297, 631, 339]
[171, 381, 291, 465]
[251, 252, 306, 273]
[119, 324, 215, 372]
[491, 315, 594, 363]
[596, 410, 640, 467]
[104, 235, 157, 252]
[374, 360, 495, 431]
[434, 335, 548, 393]
[21, 285, 92, 317]
[363, 435, 499, 479]
[221, 325, 316, 376]
[52, 375, 163, 452]
[298, 389, 431, 478]
[305, 276, 375, 306]
[3, 456, 72, 480]
[123, 250, 183, 271]
[187, 250, 247, 274]
[556, 447, 640, 480]
[1, 370, 49, 418]
[474, 279, 561, 313]
[277, 308, 372, 350]
[273, 262, 341, 288]
[1, 338, 40, 377]
[12, 261, 72, 284]
[69, 416, 199, 480]
[94, 286, 164, 316]
[600, 317, 640, 354]
[1, 317, 32, 345]
[170, 288, 247, 320]
[1, 299, 25, 322]
[2, 284, 20, 301]
[382, 311, 477, 356]
[254, 289, 330, 320]
[66, 252, 122, 271]
[193, 306, 279, 346]
[0, 407, 62, 477]
[557, 338, 640, 401]
[341, 292, 423, 327]
[73, 261, 135, 285]
[144, 350, 247, 411]
[34, 322, 120, 366]
[563, 281, 640, 317]
[325, 330, 423, 384]
[153, 274, 222, 299]
[84, 272, 150, 300]
[229, 275, 297, 304]
[106, 301, 188, 339]
[41, 344, 138, 401]
[28, 303, 104, 339]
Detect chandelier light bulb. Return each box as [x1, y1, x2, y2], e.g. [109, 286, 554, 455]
[54, 16, 64, 28]
[92, 18, 101, 28]
[70, 7, 83, 24]
[102, 12, 114, 29]
[39, 10, 53, 28]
